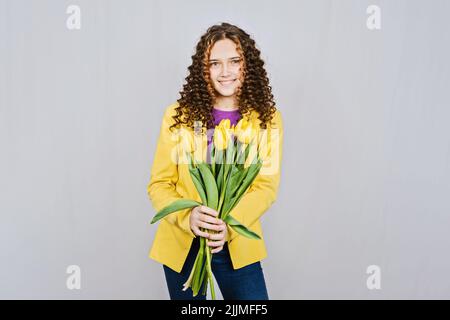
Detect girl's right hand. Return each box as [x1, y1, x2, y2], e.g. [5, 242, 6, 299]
[189, 205, 225, 239]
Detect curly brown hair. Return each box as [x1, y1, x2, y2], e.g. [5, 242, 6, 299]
[170, 22, 277, 132]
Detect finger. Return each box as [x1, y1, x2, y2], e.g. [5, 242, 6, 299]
[207, 240, 225, 248]
[198, 221, 222, 232]
[208, 232, 225, 241]
[199, 205, 219, 218]
[193, 227, 210, 238]
[199, 213, 221, 225]
[208, 223, 226, 233]
[211, 246, 224, 254]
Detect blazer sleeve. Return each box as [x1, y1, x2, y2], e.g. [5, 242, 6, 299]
[147, 105, 196, 238]
[227, 110, 284, 241]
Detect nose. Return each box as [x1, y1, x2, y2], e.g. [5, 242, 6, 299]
[220, 64, 231, 77]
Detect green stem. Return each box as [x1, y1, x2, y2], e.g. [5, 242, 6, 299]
[192, 236, 206, 296]
[205, 239, 215, 300]
[217, 163, 230, 215]
[183, 248, 200, 291]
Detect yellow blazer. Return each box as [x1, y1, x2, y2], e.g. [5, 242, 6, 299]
[147, 102, 283, 272]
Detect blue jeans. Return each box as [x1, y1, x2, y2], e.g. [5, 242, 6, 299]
[163, 236, 269, 300]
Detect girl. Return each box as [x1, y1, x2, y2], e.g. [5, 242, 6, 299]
[147, 22, 283, 300]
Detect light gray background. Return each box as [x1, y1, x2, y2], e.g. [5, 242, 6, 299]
[1, 0, 449, 299]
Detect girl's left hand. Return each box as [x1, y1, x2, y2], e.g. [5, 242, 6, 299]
[207, 220, 227, 254]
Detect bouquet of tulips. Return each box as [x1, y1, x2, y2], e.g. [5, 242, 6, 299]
[151, 118, 268, 299]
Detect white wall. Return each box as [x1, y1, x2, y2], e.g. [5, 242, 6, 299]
[1, 0, 449, 299]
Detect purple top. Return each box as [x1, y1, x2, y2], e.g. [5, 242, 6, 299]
[212, 108, 242, 126]
[206, 108, 241, 163]
[207, 108, 241, 144]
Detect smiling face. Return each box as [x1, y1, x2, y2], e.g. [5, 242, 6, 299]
[208, 38, 244, 102]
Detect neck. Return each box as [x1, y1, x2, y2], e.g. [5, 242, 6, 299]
[213, 96, 238, 111]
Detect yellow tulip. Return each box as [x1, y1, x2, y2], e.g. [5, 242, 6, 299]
[219, 119, 231, 130]
[213, 119, 232, 150]
[213, 127, 226, 151]
[235, 118, 257, 144]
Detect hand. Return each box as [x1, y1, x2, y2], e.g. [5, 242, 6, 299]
[207, 222, 227, 254]
[190, 205, 227, 253]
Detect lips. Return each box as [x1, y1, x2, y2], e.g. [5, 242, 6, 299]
[219, 79, 236, 86]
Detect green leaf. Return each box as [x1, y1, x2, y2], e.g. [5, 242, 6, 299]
[187, 152, 195, 171]
[224, 215, 261, 240]
[150, 199, 201, 224]
[230, 225, 261, 240]
[198, 163, 218, 210]
[218, 163, 238, 213]
[222, 162, 263, 216]
[189, 167, 207, 205]
[221, 166, 245, 215]
[244, 142, 251, 163]
[228, 166, 247, 199]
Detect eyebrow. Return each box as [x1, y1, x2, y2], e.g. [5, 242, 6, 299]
[209, 56, 241, 62]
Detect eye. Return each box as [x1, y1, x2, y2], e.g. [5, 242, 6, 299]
[210, 62, 219, 67]
[231, 59, 240, 64]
